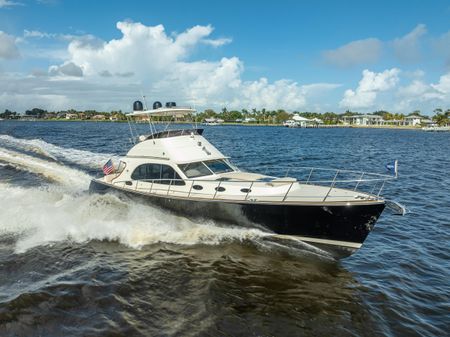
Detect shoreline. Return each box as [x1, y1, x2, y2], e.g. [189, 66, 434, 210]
[2, 119, 426, 130]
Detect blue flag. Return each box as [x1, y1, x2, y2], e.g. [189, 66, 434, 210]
[386, 160, 398, 176]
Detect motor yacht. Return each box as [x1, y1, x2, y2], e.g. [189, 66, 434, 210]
[90, 101, 404, 258]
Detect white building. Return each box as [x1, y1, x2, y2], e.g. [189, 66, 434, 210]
[65, 113, 78, 120]
[284, 115, 324, 128]
[310, 117, 324, 125]
[292, 114, 310, 127]
[342, 115, 384, 126]
[402, 116, 423, 126]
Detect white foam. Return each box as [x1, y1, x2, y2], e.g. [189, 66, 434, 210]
[0, 147, 91, 190]
[0, 183, 267, 253]
[0, 135, 119, 169]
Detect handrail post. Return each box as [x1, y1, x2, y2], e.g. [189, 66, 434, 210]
[150, 180, 154, 194]
[306, 168, 314, 184]
[377, 180, 386, 197]
[245, 181, 254, 201]
[167, 179, 173, 196]
[135, 180, 139, 191]
[370, 182, 378, 195]
[213, 180, 222, 199]
[187, 180, 194, 198]
[354, 172, 364, 191]
[282, 181, 295, 202]
[323, 170, 339, 202]
[285, 168, 290, 177]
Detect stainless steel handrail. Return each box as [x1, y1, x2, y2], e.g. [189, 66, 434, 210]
[245, 181, 254, 200]
[306, 168, 314, 184]
[322, 170, 340, 202]
[109, 166, 396, 202]
[282, 181, 295, 202]
[113, 175, 395, 187]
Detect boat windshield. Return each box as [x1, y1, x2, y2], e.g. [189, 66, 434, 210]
[179, 162, 212, 178]
[204, 159, 234, 174]
[179, 159, 234, 178]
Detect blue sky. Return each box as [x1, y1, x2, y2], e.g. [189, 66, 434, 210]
[1, 0, 450, 114]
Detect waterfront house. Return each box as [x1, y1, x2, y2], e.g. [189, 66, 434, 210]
[403, 116, 423, 126]
[421, 118, 435, 126]
[204, 118, 224, 125]
[44, 113, 56, 119]
[292, 114, 310, 127]
[65, 113, 78, 120]
[342, 115, 384, 126]
[92, 114, 107, 120]
[56, 111, 67, 119]
[309, 117, 324, 126]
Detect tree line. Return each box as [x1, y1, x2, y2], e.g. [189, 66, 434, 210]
[1, 107, 449, 125]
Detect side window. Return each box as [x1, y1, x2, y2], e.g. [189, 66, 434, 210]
[131, 164, 161, 180]
[131, 164, 184, 185]
[160, 165, 184, 185]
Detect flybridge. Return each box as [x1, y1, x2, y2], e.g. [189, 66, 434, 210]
[125, 99, 198, 144]
[128, 100, 196, 117]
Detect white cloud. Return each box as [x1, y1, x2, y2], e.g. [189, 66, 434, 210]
[301, 83, 342, 96]
[98, 70, 112, 77]
[322, 38, 382, 67]
[392, 24, 427, 63]
[49, 61, 83, 77]
[238, 78, 307, 110]
[202, 37, 232, 47]
[432, 30, 450, 68]
[23, 30, 54, 39]
[0, 0, 21, 8]
[1, 21, 339, 112]
[0, 31, 20, 59]
[397, 80, 429, 97]
[39, 21, 339, 111]
[431, 72, 450, 96]
[393, 72, 450, 113]
[0, 72, 142, 112]
[340, 68, 400, 109]
[115, 71, 134, 77]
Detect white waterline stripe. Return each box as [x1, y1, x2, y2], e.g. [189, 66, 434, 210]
[272, 234, 362, 249]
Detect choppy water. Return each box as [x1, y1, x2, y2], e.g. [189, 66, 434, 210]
[0, 121, 449, 336]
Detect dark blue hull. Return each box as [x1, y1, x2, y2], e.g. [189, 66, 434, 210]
[90, 179, 385, 257]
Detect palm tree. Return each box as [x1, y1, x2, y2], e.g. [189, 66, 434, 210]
[433, 112, 449, 126]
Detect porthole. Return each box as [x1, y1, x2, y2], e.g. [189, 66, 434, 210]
[192, 185, 203, 190]
[215, 186, 226, 192]
[240, 188, 251, 193]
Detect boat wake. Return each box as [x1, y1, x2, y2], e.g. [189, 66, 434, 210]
[0, 136, 331, 259]
[0, 183, 271, 254]
[0, 146, 92, 190]
[0, 134, 119, 170]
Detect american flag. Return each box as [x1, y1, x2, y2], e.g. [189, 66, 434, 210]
[102, 159, 115, 175]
